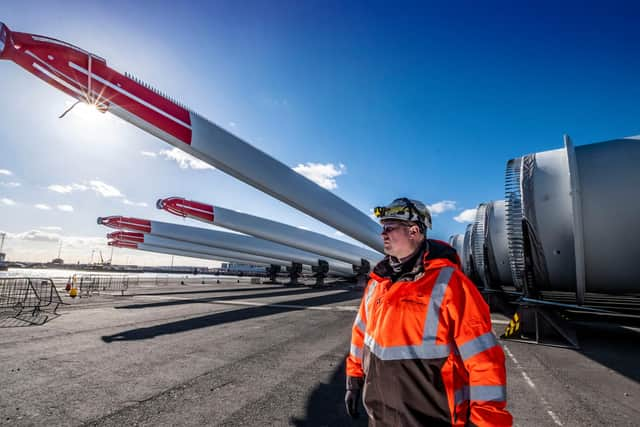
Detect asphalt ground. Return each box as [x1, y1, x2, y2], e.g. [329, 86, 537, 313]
[1, 278, 639, 426]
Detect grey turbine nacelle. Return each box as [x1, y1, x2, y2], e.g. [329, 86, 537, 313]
[504, 136, 640, 304]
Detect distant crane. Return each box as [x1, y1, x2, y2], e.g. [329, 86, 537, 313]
[94, 249, 112, 266]
[51, 240, 64, 264]
[0, 233, 6, 270]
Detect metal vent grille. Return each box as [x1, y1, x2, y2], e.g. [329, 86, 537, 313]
[505, 157, 525, 289]
[124, 72, 190, 110]
[472, 203, 488, 286]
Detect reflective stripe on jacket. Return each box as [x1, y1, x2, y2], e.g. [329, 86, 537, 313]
[346, 249, 513, 426]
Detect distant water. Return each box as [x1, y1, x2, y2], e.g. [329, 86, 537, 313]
[0, 267, 222, 279]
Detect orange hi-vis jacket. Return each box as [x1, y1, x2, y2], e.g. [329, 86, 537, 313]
[346, 241, 513, 426]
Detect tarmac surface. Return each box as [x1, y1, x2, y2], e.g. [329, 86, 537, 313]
[1, 277, 639, 426]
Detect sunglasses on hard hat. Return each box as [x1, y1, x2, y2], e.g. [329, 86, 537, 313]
[373, 205, 412, 219]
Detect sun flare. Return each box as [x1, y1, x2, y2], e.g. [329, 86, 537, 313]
[72, 101, 104, 121]
[58, 99, 119, 142]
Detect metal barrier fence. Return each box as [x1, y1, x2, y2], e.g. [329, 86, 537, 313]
[75, 275, 138, 297]
[0, 277, 62, 317]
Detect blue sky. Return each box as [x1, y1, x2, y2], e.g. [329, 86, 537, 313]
[1, 1, 639, 265]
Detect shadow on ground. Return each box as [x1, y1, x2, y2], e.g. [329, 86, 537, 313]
[0, 310, 56, 327]
[138, 286, 297, 297]
[574, 318, 640, 383]
[102, 289, 362, 342]
[116, 286, 330, 310]
[289, 358, 368, 427]
[488, 290, 640, 383]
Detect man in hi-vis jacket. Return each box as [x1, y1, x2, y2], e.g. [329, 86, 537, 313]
[346, 198, 513, 426]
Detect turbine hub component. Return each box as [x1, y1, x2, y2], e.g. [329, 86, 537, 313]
[158, 197, 214, 222]
[108, 240, 138, 249]
[97, 216, 151, 233]
[106, 231, 145, 242]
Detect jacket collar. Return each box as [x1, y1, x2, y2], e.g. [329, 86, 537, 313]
[371, 239, 460, 282]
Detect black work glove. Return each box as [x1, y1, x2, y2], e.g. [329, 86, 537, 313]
[345, 389, 361, 419]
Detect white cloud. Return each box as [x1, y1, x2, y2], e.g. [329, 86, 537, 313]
[1, 198, 16, 206]
[6, 230, 102, 245]
[48, 181, 123, 198]
[454, 208, 478, 223]
[0, 181, 21, 188]
[34, 204, 52, 210]
[428, 200, 457, 215]
[229, 121, 237, 128]
[48, 184, 73, 193]
[63, 235, 104, 248]
[293, 162, 346, 190]
[123, 199, 148, 207]
[48, 183, 88, 193]
[57, 204, 74, 212]
[13, 229, 61, 242]
[89, 180, 123, 198]
[158, 148, 214, 170]
[144, 148, 215, 171]
[0, 169, 12, 176]
[1, 230, 216, 266]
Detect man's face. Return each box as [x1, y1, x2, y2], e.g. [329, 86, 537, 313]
[381, 220, 419, 258]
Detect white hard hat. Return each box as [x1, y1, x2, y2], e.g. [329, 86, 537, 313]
[373, 197, 432, 230]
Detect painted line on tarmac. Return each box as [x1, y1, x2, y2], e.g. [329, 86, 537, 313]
[503, 345, 563, 426]
[521, 371, 536, 389]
